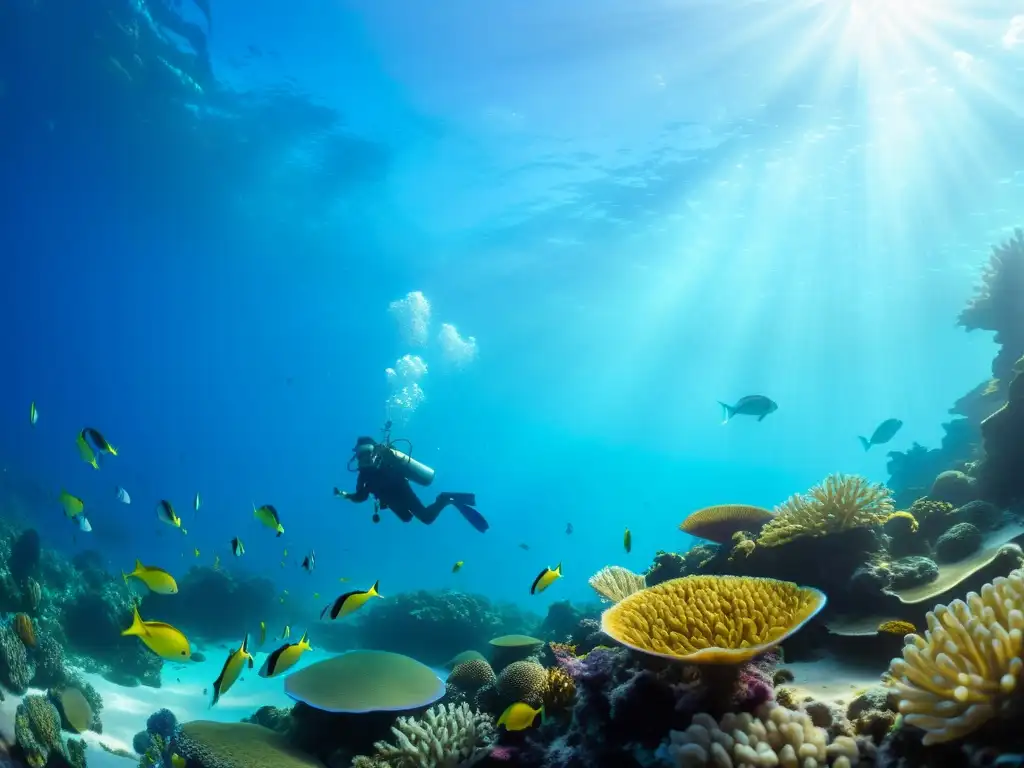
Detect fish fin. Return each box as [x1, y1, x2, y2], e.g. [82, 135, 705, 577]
[248, 656, 254, 669]
[299, 629, 309, 647]
[181, 528, 188, 535]
[333, 487, 342, 497]
[718, 401, 735, 424]
[320, 603, 331, 620]
[539, 705, 547, 726]
[858, 436, 872, 451]
[121, 605, 146, 637]
[757, 413, 767, 422]
[135, 559, 144, 571]
[241, 633, 250, 654]
[370, 579, 381, 597]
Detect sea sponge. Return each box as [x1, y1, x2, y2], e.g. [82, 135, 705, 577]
[588, 566, 646, 603]
[660, 701, 860, 767]
[174, 722, 323, 768]
[886, 567, 1024, 745]
[447, 659, 496, 692]
[600, 575, 826, 664]
[679, 504, 775, 545]
[757, 474, 895, 547]
[877, 620, 916, 636]
[543, 666, 576, 711]
[14, 695, 67, 768]
[496, 661, 548, 707]
[351, 702, 494, 768]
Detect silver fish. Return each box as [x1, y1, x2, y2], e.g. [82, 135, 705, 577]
[76, 516, 92, 533]
[116, 486, 131, 504]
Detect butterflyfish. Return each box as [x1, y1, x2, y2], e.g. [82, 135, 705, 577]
[452, 561, 464, 573]
[194, 492, 201, 512]
[75, 432, 99, 469]
[259, 621, 266, 646]
[122, 560, 178, 595]
[121, 606, 191, 660]
[258, 630, 310, 678]
[301, 550, 315, 573]
[156, 500, 187, 534]
[624, 528, 632, 554]
[29, 402, 38, 426]
[116, 486, 131, 504]
[530, 563, 562, 595]
[321, 580, 382, 620]
[211, 632, 254, 706]
[83, 427, 117, 456]
[59, 490, 84, 518]
[497, 702, 545, 731]
[231, 537, 245, 557]
[253, 503, 284, 536]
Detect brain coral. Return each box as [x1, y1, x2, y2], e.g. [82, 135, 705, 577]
[758, 474, 895, 547]
[601, 575, 826, 664]
[447, 658, 496, 691]
[175, 722, 323, 768]
[886, 568, 1024, 745]
[496, 661, 548, 706]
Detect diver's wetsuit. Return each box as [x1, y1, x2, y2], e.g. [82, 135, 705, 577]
[341, 466, 489, 532]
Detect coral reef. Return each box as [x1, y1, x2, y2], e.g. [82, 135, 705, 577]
[587, 567, 646, 604]
[495, 661, 548, 708]
[14, 694, 68, 767]
[174, 721, 324, 768]
[934, 522, 983, 563]
[448, 658, 496, 693]
[350, 703, 494, 767]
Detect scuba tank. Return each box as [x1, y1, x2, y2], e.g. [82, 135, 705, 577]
[383, 446, 435, 487]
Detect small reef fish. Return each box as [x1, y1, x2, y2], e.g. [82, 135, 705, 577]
[280, 625, 291, 640]
[624, 528, 632, 554]
[321, 580, 382, 620]
[75, 431, 99, 469]
[313, 592, 320, 599]
[259, 621, 267, 646]
[338, 577, 350, 582]
[301, 550, 315, 573]
[194, 548, 200, 557]
[211, 632, 254, 706]
[194, 493, 201, 513]
[121, 606, 191, 660]
[116, 486, 131, 504]
[859, 418, 903, 451]
[76, 516, 92, 533]
[231, 537, 245, 557]
[565, 523, 573, 535]
[283, 549, 288, 557]
[497, 702, 545, 731]
[83, 427, 117, 456]
[518, 543, 530, 551]
[29, 402, 38, 426]
[253, 503, 285, 536]
[123, 560, 178, 595]
[258, 630, 311, 678]
[452, 561, 464, 573]
[157, 500, 188, 534]
[530, 563, 562, 595]
[718, 395, 778, 424]
[171, 755, 186, 768]
[60, 490, 84, 518]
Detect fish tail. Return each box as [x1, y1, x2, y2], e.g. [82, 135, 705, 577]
[858, 436, 872, 451]
[181, 527, 188, 535]
[121, 570, 130, 588]
[370, 579, 381, 597]
[539, 705, 547, 726]
[121, 605, 145, 637]
[718, 401, 735, 424]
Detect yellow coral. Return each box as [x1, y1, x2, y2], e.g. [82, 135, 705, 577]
[876, 620, 916, 636]
[588, 566, 646, 603]
[757, 474, 894, 548]
[886, 568, 1024, 745]
[884, 511, 919, 533]
[600, 575, 826, 664]
[543, 667, 575, 711]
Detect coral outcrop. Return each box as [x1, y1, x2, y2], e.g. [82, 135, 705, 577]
[351, 703, 494, 767]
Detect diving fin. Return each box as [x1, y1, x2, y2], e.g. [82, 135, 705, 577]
[455, 503, 489, 533]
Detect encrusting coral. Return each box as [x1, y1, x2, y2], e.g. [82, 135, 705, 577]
[757, 473, 896, 547]
[886, 567, 1024, 745]
[588, 566, 646, 603]
[350, 702, 494, 768]
[877, 620, 916, 636]
[600, 575, 826, 663]
[659, 701, 861, 768]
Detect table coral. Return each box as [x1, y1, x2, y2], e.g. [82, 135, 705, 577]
[757, 474, 895, 548]
[600, 575, 826, 663]
[886, 567, 1024, 745]
[351, 702, 494, 768]
[588, 566, 646, 604]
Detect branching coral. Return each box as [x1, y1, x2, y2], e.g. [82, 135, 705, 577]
[587, 566, 646, 603]
[757, 474, 895, 547]
[601, 575, 826, 663]
[543, 667, 576, 712]
[660, 702, 861, 767]
[351, 702, 494, 768]
[886, 567, 1024, 745]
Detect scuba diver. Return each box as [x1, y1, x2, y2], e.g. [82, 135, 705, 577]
[335, 423, 489, 533]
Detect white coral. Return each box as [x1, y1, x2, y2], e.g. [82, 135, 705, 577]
[354, 702, 495, 768]
[662, 701, 861, 768]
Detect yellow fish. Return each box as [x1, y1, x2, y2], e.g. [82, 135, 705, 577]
[530, 563, 562, 595]
[75, 432, 99, 469]
[194, 548, 200, 557]
[313, 592, 320, 599]
[59, 490, 84, 518]
[29, 402, 38, 426]
[452, 561, 464, 573]
[156, 500, 187, 534]
[211, 632, 254, 706]
[338, 577, 350, 582]
[321, 580, 382, 620]
[83, 427, 117, 456]
[624, 528, 632, 554]
[122, 560, 178, 595]
[171, 755, 186, 768]
[121, 606, 191, 660]
[497, 702, 545, 731]
[253, 503, 284, 536]
[283, 549, 288, 557]
[259, 621, 266, 646]
[258, 630, 311, 678]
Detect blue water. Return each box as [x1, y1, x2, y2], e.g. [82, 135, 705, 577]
[0, 0, 1020, 614]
